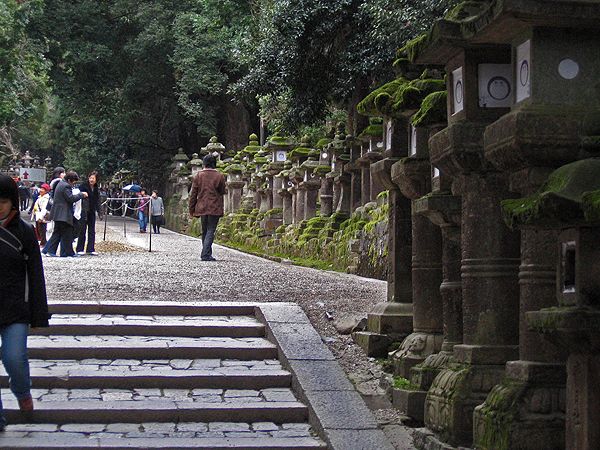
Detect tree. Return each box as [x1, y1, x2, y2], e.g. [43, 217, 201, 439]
[0, 0, 49, 165]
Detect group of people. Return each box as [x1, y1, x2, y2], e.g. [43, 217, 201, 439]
[30, 167, 103, 258]
[135, 189, 165, 234]
[0, 152, 228, 431]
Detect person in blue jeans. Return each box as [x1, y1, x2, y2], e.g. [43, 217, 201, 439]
[0, 174, 50, 430]
[136, 189, 149, 233]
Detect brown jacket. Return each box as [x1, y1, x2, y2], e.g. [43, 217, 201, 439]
[189, 169, 226, 217]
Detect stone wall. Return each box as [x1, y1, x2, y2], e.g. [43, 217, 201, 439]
[165, 190, 390, 279]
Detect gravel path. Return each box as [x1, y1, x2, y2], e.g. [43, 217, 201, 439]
[42, 216, 413, 448]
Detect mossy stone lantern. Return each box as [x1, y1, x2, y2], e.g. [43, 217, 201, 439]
[189, 153, 203, 177]
[498, 159, 600, 450]
[265, 133, 295, 213]
[202, 136, 226, 159]
[173, 148, 189, 172]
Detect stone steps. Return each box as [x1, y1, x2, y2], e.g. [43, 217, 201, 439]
[32, 314, 265, 338]
[25, 335, 278, 360]
[4, 400, 308, 424]
[9, 302, 327, 448]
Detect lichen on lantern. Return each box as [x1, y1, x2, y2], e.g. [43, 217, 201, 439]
[357, 78, 409, 117]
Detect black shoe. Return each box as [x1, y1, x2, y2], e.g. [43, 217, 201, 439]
[201, 256, 217, 261]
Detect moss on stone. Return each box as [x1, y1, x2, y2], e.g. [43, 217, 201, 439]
[358, 124, 384, 139]
[475, 378, 527, 450]
[502, 159, 600, 229]
[411, 91, 448, 127]
[315, 138, 332, 149]
[399, 34, 428, 63]
[357, 78, 409, 117]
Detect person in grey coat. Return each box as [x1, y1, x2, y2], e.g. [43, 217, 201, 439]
[44, 171, 87, 257]
[150, 190, 165, 234]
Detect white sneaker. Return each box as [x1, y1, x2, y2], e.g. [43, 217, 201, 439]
[77, 251, 86, 256]
[89, 251, 99, 256]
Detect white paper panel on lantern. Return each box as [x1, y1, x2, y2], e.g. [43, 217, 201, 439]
[516, 40, 531, 103]
[452, 67, 464, 115]
[386, 120, 393, 151]
[478, 64, 513, 108]
[276, 150, 287, 162]
[433, 167, 440, 178]
[409, 125, 417, 156]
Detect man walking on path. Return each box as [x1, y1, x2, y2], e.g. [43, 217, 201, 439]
[188, 154, 226, 261]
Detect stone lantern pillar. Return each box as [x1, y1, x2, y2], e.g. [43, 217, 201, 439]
[265, 133, 294, 211]
[406, 13, 522, 446]
[357, 118, 384, 205]
[316, 139, 333, 217]
[277, 161, 294, 225]
[226, 163, 245, 214]
[332, 131, 352, 216]
[344, 134, 363, 211]
[390, 123, 443, 377]
[253, 149, 271, 215]
[299, 157, 321, 221]
[239, 135, 262, 212]
[288, 137, 318, 223]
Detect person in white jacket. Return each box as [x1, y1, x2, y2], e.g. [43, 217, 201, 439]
[31, 183, 51, 246]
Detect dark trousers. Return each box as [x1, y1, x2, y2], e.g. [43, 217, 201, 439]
[35, 221, 47, 246]
[76, 211, 96, 253]
[200, 215, 220, 260]
[45, 221, 75, 257]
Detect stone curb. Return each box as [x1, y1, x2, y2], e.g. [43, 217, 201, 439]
[256, 303, 395, 450]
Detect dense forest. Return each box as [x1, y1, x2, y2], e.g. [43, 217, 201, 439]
[0, 0, 456, 187]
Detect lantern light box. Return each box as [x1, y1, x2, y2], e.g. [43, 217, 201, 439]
[478, 64, 512, 108]
[452, 67, 464, 115]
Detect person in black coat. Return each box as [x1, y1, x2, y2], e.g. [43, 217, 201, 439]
[0, 173, 49, 430]
[76, 171, 103, 255]
[44, 171, 87, 257]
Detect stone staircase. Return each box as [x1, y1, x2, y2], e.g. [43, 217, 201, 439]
[0, 302, 327, 449]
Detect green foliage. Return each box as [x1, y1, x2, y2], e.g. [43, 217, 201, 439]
[234, 0, 457, 131]
[0, 0, 49, 127]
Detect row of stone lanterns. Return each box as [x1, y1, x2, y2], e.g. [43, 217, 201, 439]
[351, 1, 600, 449]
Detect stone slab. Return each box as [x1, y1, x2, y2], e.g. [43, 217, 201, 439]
[4, 401, 308, 425]
[48, 301, 258, 316]
[255, 304, 312, 325]
[266, 323, 335, 361]
[392, 388, 426, 422]
[25, 335, 278, 360]
[302, 390, 378, 432]
[287, 360, 354, 393]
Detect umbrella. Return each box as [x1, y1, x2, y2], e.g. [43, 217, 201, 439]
[122, 184, 142, 192]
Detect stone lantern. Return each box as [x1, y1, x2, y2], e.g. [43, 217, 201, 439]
[298, 154, 321, 221]
[253, 148, 271, 215]
[356, 118, 384, 205]
[315, 137, 333, 217]
[405, 5, 522, 447]
[327, 127, 352, 216]
[467, 3, 600, 448]
[276, 160, 294, 225]
[499, 159, 600, 450]
[238, 134, 263, 212]
[172, 148, 189, 172]
[202, 136, 226, 159]
[189, 153, 203, 177]
[22, 150, 33, 168]
[288, 136, 318, 224]
[264, 133, 295, 230]
[225, 162, 245, 214]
